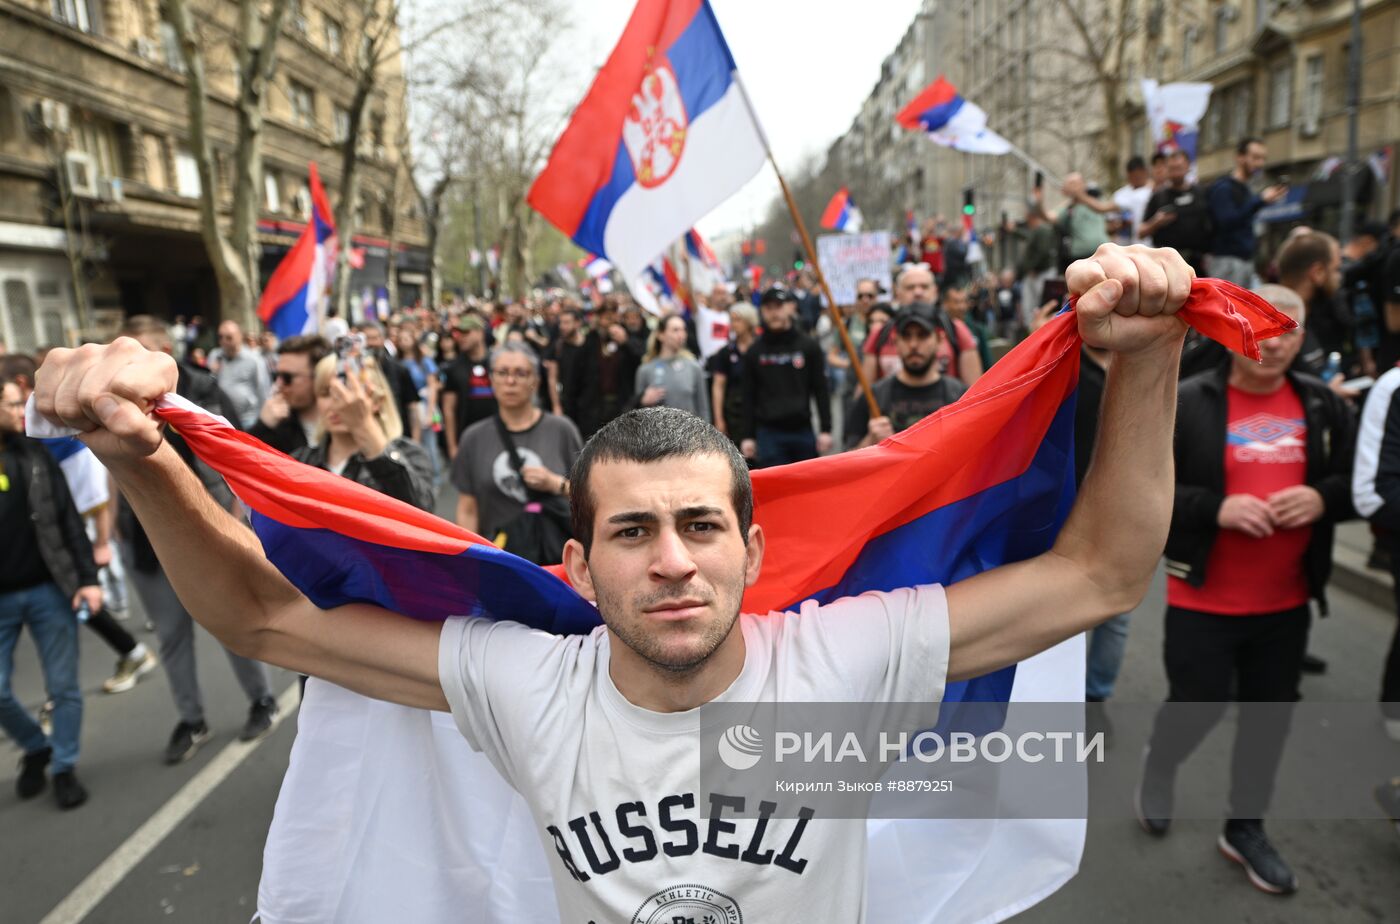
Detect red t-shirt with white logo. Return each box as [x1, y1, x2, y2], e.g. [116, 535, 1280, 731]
[1168, 383, 1312, 615]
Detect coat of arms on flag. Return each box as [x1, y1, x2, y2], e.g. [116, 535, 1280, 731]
[623, 57, 689, 187]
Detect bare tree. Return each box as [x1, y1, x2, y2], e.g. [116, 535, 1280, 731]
[166, 0, 291, 329]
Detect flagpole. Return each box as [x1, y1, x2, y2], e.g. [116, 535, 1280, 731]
[733, 75, 881, 420]
[1002, 141, 1060, 188]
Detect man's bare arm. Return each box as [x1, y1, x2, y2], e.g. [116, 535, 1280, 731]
[35, 340, 448, 710]
[946, 245, 1189, 681]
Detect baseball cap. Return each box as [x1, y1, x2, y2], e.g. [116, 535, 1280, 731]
[455, 314, 485, 332]
[759, 286, 797, 306]
[894, 303, 941, 334]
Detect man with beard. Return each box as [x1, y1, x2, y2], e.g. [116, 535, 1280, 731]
[844, 304, 967, 451]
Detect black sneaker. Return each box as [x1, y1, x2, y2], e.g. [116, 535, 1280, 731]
[1218, 819, 1298, 895]
[239, 696, 278, 742]
[1376, 777, 1400, 837]
[164, 721, 211, 765]
[16, 746, 51, 799]
[1300, 653, 1328, 675]
[52, 770, 88, 810]
[1135, 749, 1174, 837]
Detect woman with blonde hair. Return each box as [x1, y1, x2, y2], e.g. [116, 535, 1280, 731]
[634, 312, 709, 420]
[293, 354, 434, 510]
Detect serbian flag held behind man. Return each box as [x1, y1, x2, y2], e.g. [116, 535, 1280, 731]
[257, 163, 336, 340]
[896, 75, 1012, 155]
[527, 0, 766, 278]
[34, 279, 1290, 920]
[821, 186, 864, 233]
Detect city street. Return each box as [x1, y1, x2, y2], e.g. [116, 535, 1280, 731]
[4, 486, 1398, 923]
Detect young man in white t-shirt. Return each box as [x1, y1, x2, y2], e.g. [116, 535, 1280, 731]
[32, 244, 1194, 920]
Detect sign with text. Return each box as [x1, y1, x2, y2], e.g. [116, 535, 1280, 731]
[816, 230, 892, 306]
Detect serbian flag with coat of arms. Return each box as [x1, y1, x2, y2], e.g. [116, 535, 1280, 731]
[28, 278, 1295, 923]
[257, 163, 336, 340]
[527, 0, 766, 278]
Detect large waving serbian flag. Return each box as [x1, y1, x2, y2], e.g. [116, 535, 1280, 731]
[896, 75, 1013, 156]
[256, 163, 336, 340]
[527, 0, 767, 278]
[29, 280, 1291, 922]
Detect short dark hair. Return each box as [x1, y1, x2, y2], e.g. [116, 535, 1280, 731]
[1276, 231, 1338, 285]
[0, 353, 38, 387]
[277, 334, 330, 367]
[1126, 155, 1147, 173]
[1167, 149, 1190, 163]
[1237, 136, 1264, 155]
[568, 407, 753, 557]
[1150, 152, 1167, 165]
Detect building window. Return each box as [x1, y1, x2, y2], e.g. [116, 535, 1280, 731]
[1213, 8, 1229, 55]
[264, 169, 281, 212]
[288, 0, 308, 35]
[1229, 82, 1252, 140]
[1267, 58, 1293, 129]
[175, 148, 201, 198]
[1130, 123, 1148, 160]
[324, 17, 343, 57]
[3, 281, 36, 352]
[1182, 27, 1195, 72]
[333, 105, 351, 143]
[1301, 53, 1324, 132]
[158, 21, 186, 72]
[289, 80, 316, 129]
[72, 117, 125, 178]
[370, 112, 386, 156]
[52, 0, 97, 33]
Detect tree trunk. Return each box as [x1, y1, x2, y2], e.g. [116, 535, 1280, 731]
[334, 67, 376, 322]
[167, 0, 256, 329]
[424, 175, 450, 311]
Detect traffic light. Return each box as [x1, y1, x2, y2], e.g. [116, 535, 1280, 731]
[962, 187, 975, 216]
[794, 249, 804, 271]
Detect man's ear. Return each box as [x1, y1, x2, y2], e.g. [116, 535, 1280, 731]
[744, 523, 765, 588]
[562, 537, 595, 601]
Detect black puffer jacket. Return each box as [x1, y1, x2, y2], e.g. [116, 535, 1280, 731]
[7, 435, 98, 597]
[1164, 364, 1357, 615]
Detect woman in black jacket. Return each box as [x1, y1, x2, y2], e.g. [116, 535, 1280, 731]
[293, 355, 434, 512]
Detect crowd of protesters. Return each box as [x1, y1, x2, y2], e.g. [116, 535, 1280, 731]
[2, 134, 1399, 898]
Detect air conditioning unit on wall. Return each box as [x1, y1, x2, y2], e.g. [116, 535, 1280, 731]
[98, 176, 124, 203]
[63, 150, 99, 197]
[33, 99, 71, 135]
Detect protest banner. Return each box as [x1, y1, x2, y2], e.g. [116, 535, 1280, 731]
[816, 230, 892, 306]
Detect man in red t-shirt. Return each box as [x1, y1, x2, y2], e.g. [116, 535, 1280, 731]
[862, 265, 982, 388]
[1138, 285, 1357, 896]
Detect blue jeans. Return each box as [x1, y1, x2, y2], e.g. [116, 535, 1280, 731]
[1086, 611, 1131, 701]
[0, 582, 82, 772]
[756, 427, 817, 469]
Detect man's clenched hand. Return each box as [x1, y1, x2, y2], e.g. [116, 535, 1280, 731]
[1068, 243, 1193, 356]
[33, 338, 178, 461]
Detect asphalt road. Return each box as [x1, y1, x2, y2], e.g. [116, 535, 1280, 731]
[5, 485, 1399, 923]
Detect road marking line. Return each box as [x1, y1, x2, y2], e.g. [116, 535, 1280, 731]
[39, 682, 301, 924]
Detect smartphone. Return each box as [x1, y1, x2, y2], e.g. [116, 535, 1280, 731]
[333, 334, 363, 382]
[1040, 278, 1068, 306]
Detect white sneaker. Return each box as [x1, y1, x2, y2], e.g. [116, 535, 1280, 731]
[102, 650, 159, 694]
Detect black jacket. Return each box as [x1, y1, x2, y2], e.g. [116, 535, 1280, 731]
[293, 437, 434, 511]
[736, 327, 831, 440]
[249, 414, 310, 456]
[1164, 365, 1357, 615]
[4, 435, 98, 597]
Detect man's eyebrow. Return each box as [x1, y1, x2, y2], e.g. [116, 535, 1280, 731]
[604, 506, 726, 526]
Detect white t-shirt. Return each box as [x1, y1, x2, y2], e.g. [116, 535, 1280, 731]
[439, 585, 950, 923]
[1112, 183, 1155, 245]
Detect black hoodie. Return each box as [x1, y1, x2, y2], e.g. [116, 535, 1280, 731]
[736, 326, 830, 440]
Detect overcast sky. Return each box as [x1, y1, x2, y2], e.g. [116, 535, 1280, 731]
[567, 0, 926, 238]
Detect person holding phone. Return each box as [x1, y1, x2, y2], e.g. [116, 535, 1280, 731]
[1141, 150, 1214, 276]
[1207, 138, 1289, 287]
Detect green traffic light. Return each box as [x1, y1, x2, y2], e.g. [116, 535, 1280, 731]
[963, 204, 975, 215]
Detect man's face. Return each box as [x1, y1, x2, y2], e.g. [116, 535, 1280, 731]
[942, 289, 969, 319]
[1167, 154, 1190, 183]
[0, 382, 24, 434]
[218, 323, 241, 355]
[275, 352, 316, 411]
[559, 313, 579, 338]
[710, 285, 730, 310]
[760, 299, 793, 331]
[489, 352, 537, 410]
[855, 282, 880, 311]
[1152, 159, 1168, 185]
[1128, 166, 1150, 188]
[1317, 242, 1342, 297]
[570, 454, 761, 673]
[897, 325, 937, 377]
[361, 327, 385, 351]
[1240, 303, 1304, 378]
[1239, 142, 1267, 176]
[895, 269, 936, 306]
